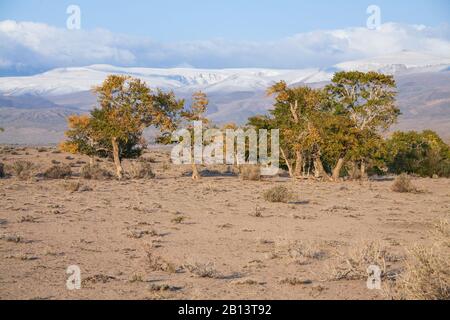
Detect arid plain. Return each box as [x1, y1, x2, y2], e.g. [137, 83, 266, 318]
[0, 145, 449, 300]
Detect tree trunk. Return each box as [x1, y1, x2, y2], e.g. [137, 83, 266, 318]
[294, 150, 303, 178]
[280, 147, 294, 179]
[111, 137, 123, 179]
[191, 149, 201, 180]
[313, 154, 331, 181]
[192, 163, 200, 180]
[332, 158, 345, 181]
[349, 161, 359, 180]
[360, 159, 368, 180]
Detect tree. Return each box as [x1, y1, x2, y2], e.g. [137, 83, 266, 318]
[264, 81, 328, 179]
[326, 71, 399, 178]
[60, 115, 102, 165]
[61, 75, 183, 179]
[386, 130, 450, 177]
[180, 91, 209, 180]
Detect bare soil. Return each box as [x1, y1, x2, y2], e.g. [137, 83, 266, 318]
[0, 146, 449, 300]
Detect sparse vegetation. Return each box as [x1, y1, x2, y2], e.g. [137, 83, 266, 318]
[391, 174, 419, 193]
[43, 164, 72, 179]
[80, 164, 113, 180]
[327, 241, 397, 281]
[147, 252, 177, 273]
[63, 181, 80, 192]
[0, 162, 5, 178]
[130, 159, 155, 179]
[239, 165, 261, 181]
[183, 262, 221, 278]
[263, 185, 293, 203]
[288, 241, 327, 264]
[11, 161, 36, 180]
[391, 245, 449, 300]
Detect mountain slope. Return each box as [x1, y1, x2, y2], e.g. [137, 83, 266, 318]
[0, 51, 449, 144]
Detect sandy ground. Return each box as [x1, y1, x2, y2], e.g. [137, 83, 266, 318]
[0, 146, 449, 300]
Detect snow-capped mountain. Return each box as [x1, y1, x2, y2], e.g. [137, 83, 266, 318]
[335, 51, 450, 74]
[0, 51, 448, 97]
[0, 65, 332, 97]
[0, 51, 449, 144]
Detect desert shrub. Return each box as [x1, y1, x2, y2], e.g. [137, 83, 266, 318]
[43, 164, 72, 179]
[288, 241, 327, 264]
[11, 161, 36, 180]
[327, 241, 397, 281]
[0, 163, 4, 178]
[391, 174, 418, 193]
[183, 262, 221, 278]
[37, 147, 47, 153]
[130, 159, 155, 179]
[80, 164, 113, 180]
[263, 185, 293, 203]
[62, 180, 91, 192]
[392, 245, 449, 300]
[239, 165, 261, 181]
[147, 252, 177, 273]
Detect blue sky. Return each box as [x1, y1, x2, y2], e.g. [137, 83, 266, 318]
[1, 0, 449, 41]
[0, 0, 449, 74]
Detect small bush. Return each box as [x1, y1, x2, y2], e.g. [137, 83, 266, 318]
[11, 161, 36, 180]
[391, 174, 418, 193]
[327, 241, 397, 281]
[43, 164, 72, 179]
[130, 160, 155, 179]
[80, 164, 113, 180]
[240, 165, 261, 181]
[263, 185, 293, 203]
[0, 162, 4, 178]
[392, 245, 449, 300]
[183, 262, 221, 278]
[147, 252, 177, 273]
[63, 181, 80, 192]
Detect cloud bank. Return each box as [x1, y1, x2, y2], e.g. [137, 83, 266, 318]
[0, 20, 450, 75]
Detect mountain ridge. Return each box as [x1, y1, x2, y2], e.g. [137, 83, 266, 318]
[0, 50, 449, 144]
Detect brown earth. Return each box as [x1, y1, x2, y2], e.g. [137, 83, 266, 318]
[0, 146, 449, 300]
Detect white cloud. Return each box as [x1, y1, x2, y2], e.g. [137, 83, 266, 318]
[0, 20, 449, 75]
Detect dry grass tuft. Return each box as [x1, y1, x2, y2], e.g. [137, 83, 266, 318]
[327, 241, 397, 281]
[391, 174, 419, 193]
[288, 241, 327, 264]
[432, 219, 450, 244]
[130, 160, 155, 179]
[239, 165, 261, 181]
[263, 185, 293, 203]
[147, 252, 177, 273]
[43, 164, 72, 179]
[391, 245, 449, 300]
[183, 262, 221, 278]
[11, 161, 36, 180]
[80, 164, 113, 180]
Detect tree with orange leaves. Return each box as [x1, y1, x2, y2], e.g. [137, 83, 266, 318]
[61, 75, 184, 179]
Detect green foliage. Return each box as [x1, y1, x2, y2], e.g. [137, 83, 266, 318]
[386, 130, 450, 177]
[248, 71, 409, 180]
[61, 75, 184, 178]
